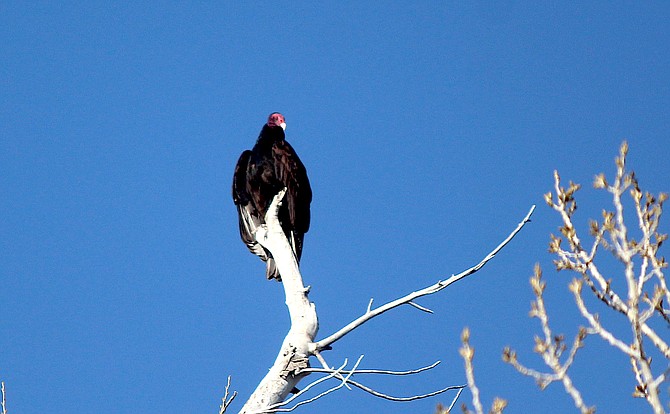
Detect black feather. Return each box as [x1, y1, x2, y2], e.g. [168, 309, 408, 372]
[232, 119, 312, 281]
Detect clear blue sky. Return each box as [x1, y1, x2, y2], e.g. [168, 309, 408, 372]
[2, 2, 669, 413]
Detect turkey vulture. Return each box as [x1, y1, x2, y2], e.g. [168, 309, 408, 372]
[232, 112, 312, 280]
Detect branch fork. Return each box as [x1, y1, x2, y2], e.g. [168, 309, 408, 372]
[236, 189, 535, 413]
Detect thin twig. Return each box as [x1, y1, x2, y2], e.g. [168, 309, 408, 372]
[1, 382, 6, 414]
[504, 268, 593, 414]
[313, 353, 463, 402]
[571, 280, 634, 356]
[460, 328, 507, 414]
[446, 386, 464, 412]
[302, 360, 441, 376]
[312, 351, 352, 391]
[339, 383, 465, 402]
[408, 301, 434, 314]
[219, 376, 237, 414]
[460, 328, 484, 414]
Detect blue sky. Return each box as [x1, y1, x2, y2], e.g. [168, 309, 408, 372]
[1, 2, 669, 413]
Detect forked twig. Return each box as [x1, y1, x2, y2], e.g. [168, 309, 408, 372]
[219, 376, 237, 414]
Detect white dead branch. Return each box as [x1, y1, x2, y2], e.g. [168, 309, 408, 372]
[313, 204, 536, 353]
[219, 376, 238, 414]
[234, 188, 535, 413]
[239, 189, 318, 414]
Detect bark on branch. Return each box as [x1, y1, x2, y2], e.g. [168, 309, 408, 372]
[239, 189, 318, 413]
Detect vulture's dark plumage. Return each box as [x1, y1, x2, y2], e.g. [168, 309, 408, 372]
[232, 113, 312, 280]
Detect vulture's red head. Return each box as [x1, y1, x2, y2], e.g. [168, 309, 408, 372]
[267, 112, 286, 130]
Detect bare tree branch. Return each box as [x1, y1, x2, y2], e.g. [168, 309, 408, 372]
[312, 353, 464, 402]
[460, 328, 485, 414]
[435, 387, 465, 414]
[302, 360, 441, 376]
[239, 189, 319, 413]
[313, 205, 536, 352]
[338, 381, 464, 403]
[219, 376, 238, 414]
[1, 382, 6, 414]
[504, 266, 593, 414]
[237, 191, 535, 412]
[257, 355, 465, 413]
[459, 328, 507, 414]
[524, 142, 669, 413]
[570, 279, 634, 356]
[449, 387, 465, 413]
[408, 301, 434, 314]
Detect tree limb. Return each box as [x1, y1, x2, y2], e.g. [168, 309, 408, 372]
[239, 190, 319, 413]
[237, 193, 535, 412]
[313, 205, 536, 352]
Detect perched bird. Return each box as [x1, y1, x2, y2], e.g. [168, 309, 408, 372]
[232, 113, 312, 280]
